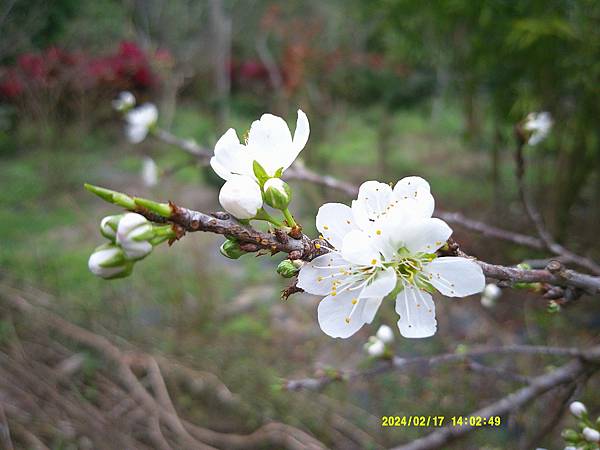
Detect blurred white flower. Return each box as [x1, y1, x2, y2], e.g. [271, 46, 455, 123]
[376, 324, 394, 344]
[298, 177, 485, 339]
[583, 427, 600, 442]
[524, 111, 553, 146]
[481, 283, 501, 308]
[563, 446, 577, 450]
[570, 401, 587, 418]
[116, 213, 154, 260]
[112, 91, 136, 112]
[218, 175, 263, 219]
[141, 157, 159, 187]
[366, 338, 385, 357]
[88, 243, 133, 279]
[125, 103, 158, 144]
[210, 109, 309, 181]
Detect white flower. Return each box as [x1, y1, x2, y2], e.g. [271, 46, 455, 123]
[524, 111, 553, 145]
[210, 109, 309, 181]
[570, 401, 587, 418]
[88, 243, 133, 279]
[141, 157, 159, 187]
[116, 213, 153, 260]
[125, 103, 158, 143]
[218, 175, 263, 219]
[376, 324, 394, 344]
[583, 427, 600, 443]
[366, 338, 385, 357]
[481, 283, 501, 308]
[298, 177, 485, 339]
[112, 91, 136, 111]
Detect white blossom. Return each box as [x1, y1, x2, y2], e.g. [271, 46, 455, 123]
[583, 427, 600, 443]
[481, 283, 501, 308]
[116, 213, 153, 260]
[366, 338, 385, 357]
[210, 109, 309, 181]
[112, 91, 136, 111]
[376, 324, 394, 344]
[524, 111, 553, 146]
[298, 177, 485, 339]
[141, 157, 159, 187]
[569, 401, 587, 418]
[125, 103, 158, 143]
[218, 175, 263, 219]
[88, 244, 133, 279]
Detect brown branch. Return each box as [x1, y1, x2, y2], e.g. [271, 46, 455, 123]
[389, 358, 597, 450]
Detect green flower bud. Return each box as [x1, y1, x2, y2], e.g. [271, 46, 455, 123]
[88, 243, 134, 279]
[220, 239, 246, 259]
[100, 214, 124, 241]
[277, 259, 299, 278]
[263, 178, 292, 210]
[561, 429, 580, 442]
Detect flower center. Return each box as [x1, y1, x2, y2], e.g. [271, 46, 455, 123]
[388, 248, 436, 291]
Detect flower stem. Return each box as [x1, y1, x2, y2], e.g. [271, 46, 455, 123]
[282, 208, 297, 228]
[253, 208, 285, 227]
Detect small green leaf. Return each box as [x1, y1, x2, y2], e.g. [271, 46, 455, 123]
[273, 167, 284, 178]
[252, 160, 270, 186]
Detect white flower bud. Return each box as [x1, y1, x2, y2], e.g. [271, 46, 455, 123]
[366, 338, 385, 357]
[141, 157, 159, 187]
[376, 325, 394, 344]
[116, 213, 154, 260]
[583, 427, 600, 443]
[218, 175, 263, 219]
[483, 283, 501, 300]
[570, 401, 587, 418]
[563, 446, 576, 450]
[524, 111, 553, 146]
[125, 103, 158, 143]
[88, 244, 133, 279]
[100, 214, 123, 241]
[263, 178, 292, 210]
[112, 91, 136, 112]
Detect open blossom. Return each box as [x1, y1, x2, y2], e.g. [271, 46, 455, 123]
[298, 177, 485, 339]
[524, 111, 553, 145]
[125, 103, 158, 143]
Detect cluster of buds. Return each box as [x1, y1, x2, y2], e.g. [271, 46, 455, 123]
[364, 325, 395, 358]
[88, 212, 173, 279]
[562, 401, 600, 449]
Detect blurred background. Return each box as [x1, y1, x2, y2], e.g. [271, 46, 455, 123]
[1, 1, 600, 449]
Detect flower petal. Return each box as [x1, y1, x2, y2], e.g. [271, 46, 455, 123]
[395, 284, 437, 338]
[424, 257, 485, 297]
[297, 252, 351, 296]
[341, 230, 381, 266]
[218, 175, 263, 219]
[393, 217, 452, 254]
[317, 289, 367, 338]
[247, 113, 294, 175]
[392, 176, 434, 219]
[293, 109, 310, 154]
[351, 180, 393, 230]
[360, 266, 397, 298]
[316, 203, 356, 249]
[362, 297, 384, 324]
[211, 128, 253, 180]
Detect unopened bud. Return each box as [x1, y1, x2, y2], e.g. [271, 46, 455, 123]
[277, 260, 298, 278]
[88, 243, 133, 279]
[116, 213, 154, 260]
[100, 214, 123, 241]
[376, 325, 394, 344]
[365, 338, 385, 357]
[263, 178, 292, 210]
[112, 91, 136, 112]
[583, 427, 600, 443]
[220, 239, 246, 259]
[561, 429, 580, 442]
[570, 401, 587, 418]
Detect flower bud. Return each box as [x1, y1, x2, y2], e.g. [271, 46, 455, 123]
[563, 446, 577, 450]
[583, 427, 600, 443]
[88, 243, 133, 279]
[220, 239, 246, 259]
[483, 283, 501, 301]
[116, 213, 154, 260]
[561, 429, 580, 442]
[366, 338, 385, 357]
[376, 325, 394, 344]
[112, 91, 136, 112]
[100, 214, 123, 241]
[277, 260, 299, 278]
[125, 103, 158, 143]
[570, 401, 587, 418]
[218, 175, 263, 219]
[263, 178, 292, 210]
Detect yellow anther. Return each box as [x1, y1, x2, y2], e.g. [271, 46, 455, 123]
[371, 259, 377, 265]
[346, 220, 351, 224]
[315, 243, 321, 249]
[323, 225, 329, 230]
[351, 299, 357, 305]
[331, 292, 337, 296]
[376, 230, 382, 235]
[345, 317, 351, 324]
[317, 276, 323, 282]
